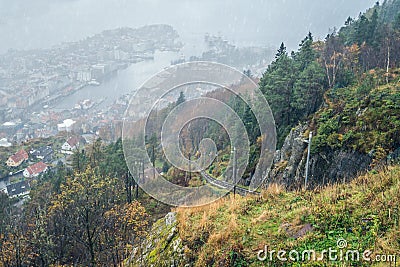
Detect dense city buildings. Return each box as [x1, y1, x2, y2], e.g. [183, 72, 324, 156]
[0, 25, 181, 144]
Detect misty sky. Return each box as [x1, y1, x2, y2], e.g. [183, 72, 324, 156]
[0, 0, 377, 54]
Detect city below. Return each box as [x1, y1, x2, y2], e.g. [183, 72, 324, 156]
[0, 24, 182, 145]
[0, 24, 273, 200]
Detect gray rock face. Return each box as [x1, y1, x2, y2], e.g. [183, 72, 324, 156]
[308, 149, 372, 187]
[267, 124, 372, 189]
[268, 124, 308, 189]
[165, 212, 177, 226]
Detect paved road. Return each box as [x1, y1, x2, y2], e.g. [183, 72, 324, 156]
[140, 166, 261, 197]
[200, 170, 260, 196]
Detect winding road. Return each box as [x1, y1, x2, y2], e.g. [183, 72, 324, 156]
[200, 170, 260, 196]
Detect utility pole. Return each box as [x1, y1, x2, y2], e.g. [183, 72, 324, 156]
[141, 158, 145, 182]
[129, 172, 132, 203]
[135, 160, 141, 199]
[125, 172, 132, 203]
[188, 152, 192, 183]
[187, 123, 192, 185]
[152, 145, 156, 179]
[305, 131, 313, 190]
[233, 146, 237, 197]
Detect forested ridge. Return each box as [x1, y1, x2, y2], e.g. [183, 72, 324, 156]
[261, 0, 400, 149]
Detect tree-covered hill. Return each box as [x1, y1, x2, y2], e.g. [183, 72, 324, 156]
[261, 0, 400, 149]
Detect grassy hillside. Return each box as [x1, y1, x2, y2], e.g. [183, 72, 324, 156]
[173, 165, 400, 266]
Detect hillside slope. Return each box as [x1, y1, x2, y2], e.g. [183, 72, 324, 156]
[268, 69, 400, 189]
[128, 165, 400, 266]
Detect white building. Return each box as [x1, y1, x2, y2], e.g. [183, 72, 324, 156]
[0, 138, 11, 147]
[61, 136, 81, 154]
[77, 70, 92, 82]
[23, 162, 48, 178]
[57, 119, 76, 132]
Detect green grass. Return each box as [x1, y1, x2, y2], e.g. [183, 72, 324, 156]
[174, 166, 400, 266]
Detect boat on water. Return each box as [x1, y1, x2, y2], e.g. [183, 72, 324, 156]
[88, 79, 101, 86]
[74, 99, 95, 110]
[82, 99, 94, 109]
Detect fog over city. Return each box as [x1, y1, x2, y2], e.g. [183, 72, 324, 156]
[1, 0, 377, 54]
[2, 0, 400, 265]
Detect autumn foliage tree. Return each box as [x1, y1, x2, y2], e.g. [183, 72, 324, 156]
[46, 167, 148, 267]
[4, 147, 150, 267]
[102, 202, 148, 265]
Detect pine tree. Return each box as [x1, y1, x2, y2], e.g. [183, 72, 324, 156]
[355, 15, 370, 45]
[294, 32, 316, 71]
[393, 12, 400, 30]
[369, 9, 380, 46]
[275, 42, 287, 59]
[293, 61, 326, 117]
[176, 91, 186, 106]
[72, 149, 86, 172]
[260, 46, 298, 147]
[345, 16, 354, 26]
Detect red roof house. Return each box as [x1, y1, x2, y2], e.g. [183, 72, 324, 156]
[23, 162, 48, 178]
[6, 149, 29, 167]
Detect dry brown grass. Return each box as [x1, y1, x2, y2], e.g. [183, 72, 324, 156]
[170, 166, 400, 266]
[261, 183, 285, 200]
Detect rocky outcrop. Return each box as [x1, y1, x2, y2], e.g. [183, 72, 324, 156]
[268, 124, 308, 189]
[267, 124, 373, 189]
[126, 212, 187, 267]
[308, 148, 372, 187]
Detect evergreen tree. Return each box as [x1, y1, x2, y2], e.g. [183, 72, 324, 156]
[72, 149, 86, 172]
[355, 15, 370, 45]
[260, 46, 297, 147]
[293, 61, 326, 117]
[176, 91, 186, 106]
[275, 42, 287, 59]
[294, 32, 316, 71]
[393, 12, 400, 30]
[243, 69, 252, 77]
[369, 9, 380, 46]
[345, 16, 354, 26]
